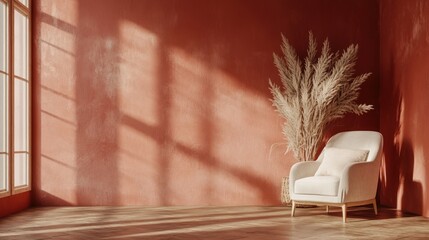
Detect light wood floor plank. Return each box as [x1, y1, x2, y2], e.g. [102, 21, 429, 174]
[0, 206, 427, 239]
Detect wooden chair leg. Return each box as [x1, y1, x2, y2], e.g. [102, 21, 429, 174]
[326, 205, 329, 213]
[291, 201, 296, 217]
[372, 199, 378, 215]
[342, 204, 347, 223]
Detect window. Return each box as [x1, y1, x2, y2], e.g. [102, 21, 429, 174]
[0, 0, 9, 197]
[0, 0, 31, 198]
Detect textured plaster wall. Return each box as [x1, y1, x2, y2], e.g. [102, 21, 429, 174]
[31, 0, 379, 206]
[379, 0, 429, 217]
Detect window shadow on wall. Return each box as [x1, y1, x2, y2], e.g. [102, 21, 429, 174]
[32, 2, 79, 206]
[380, 81, 422, 214]
[71, 0, 284, 205]
[33, 0, 380, 206]
[74, 1, 121, 205]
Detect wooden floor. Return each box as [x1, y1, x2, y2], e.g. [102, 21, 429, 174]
[0, 206, 428, 239]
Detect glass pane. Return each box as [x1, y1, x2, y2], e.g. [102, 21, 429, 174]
[14, 78, 28, 152]
[14, 9, 28, 79]
[0, 154, 7, 191]
[18, 0, 29, 8]
[14, 153, 28, 187]
[0, 73, 7, 152]
[0, 2, 7, 73]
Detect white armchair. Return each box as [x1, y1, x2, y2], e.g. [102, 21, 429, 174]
[289, 131, 383, 223]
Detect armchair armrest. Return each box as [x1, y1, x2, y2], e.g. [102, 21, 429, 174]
[289, 161, 321, 195]
[338, 161, 380, 203]
[289, 161, 321, 181]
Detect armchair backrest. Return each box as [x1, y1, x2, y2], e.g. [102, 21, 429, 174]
[318, 131, 383, 163]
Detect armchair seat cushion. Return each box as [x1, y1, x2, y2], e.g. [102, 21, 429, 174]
[294, 176, 340, 196]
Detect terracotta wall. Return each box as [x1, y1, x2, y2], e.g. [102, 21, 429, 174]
[31, 0, 379, 206]
[0, 192, 31, 218]
[379, 0, 429, 217]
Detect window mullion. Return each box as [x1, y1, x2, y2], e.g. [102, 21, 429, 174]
[8, 0, 14, 195]
[13, 3, 28, 17]
[12, 0, 28, 15]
